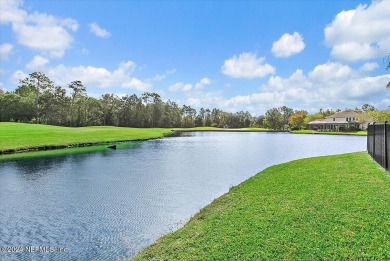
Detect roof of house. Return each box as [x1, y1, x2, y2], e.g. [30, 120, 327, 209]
[307, 120, 356, 125]
[307, 120, 326, 125]
[307, 110, 362, 125]
[325, 110, 360, 119]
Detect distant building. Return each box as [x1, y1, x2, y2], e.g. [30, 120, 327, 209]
[307, 111, 366, 131]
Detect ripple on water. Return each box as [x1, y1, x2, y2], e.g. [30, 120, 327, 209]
[0, 132, 366, 260]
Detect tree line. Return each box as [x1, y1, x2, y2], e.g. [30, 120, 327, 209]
[0, 72, 253, 128]
[0, 72, 389, 130]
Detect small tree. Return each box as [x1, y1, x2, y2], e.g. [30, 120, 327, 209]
[288, 111, 307, 130]
[264, 108, 284, 130]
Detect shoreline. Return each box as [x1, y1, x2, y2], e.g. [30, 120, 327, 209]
[0, 137, 169, 155]
[0, 123, 366, 158]
[133, 152, 389, 260]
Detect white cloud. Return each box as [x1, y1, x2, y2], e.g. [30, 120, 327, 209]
[0, 0, 26, 24]
[177, 64, 389, 115]
[272, 32, 305, 57]
[224, 66, 390, 114]
[26, 55, 49, 70]
[152, 69, 176, 82]
[12, 22, 70, 58]
[325, 0, 390, 61]
[378, 98, 390, 109]
[89, 22, 111, 38]
[359, 62, 379, 72]
[0, 0, 79, 58]
[309, 62, 352, 82]
[195, 77, 212, 90]
[169, 82, 192, 92]
[11, 70, 28, 83]
[0, 43, 13, 60]
[60, 17, 79, 31]
[186, 90, 225, 109]
[226, 92, 284, 108]
[13, 60, 150, 91]
[221, 52, 275, 79]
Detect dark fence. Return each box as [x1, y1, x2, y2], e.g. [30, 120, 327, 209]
[367, 122, 389, 172]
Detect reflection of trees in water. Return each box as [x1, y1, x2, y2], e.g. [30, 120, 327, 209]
[10, 141, 145, 180]
[171, 131, 193, 137]
[12, 150, 109, 180]
[14, 155, 83, 180]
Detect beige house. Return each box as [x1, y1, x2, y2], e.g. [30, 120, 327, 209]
[307, 111, 365, 131]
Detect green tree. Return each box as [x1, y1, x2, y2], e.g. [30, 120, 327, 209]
[204, 109, 212, 127]
[361, 104, 376, 112]
[141, 92, 163, 127]
[288, 111, 307, 130]
[361, 110, 390, 123]
[264, 108, 284, 130]
[83, 97, 103, 126]
[101, 93, 120, 126]
[19, 72, 54, 123]
[254, 115, 265, 128]
[68, 80, 86, 126]
[280, 106, 294, 129]
[0, 93, 35, 122]
[181, 105, 196, 127]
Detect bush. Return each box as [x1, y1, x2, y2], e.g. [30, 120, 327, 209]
[339, 126, 347, 132]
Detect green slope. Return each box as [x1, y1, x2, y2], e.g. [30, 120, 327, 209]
[0, 122, 172, 153]
[135, 152, 389, 260]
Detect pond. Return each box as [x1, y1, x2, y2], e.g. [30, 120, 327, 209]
[0, 132, 366, 260]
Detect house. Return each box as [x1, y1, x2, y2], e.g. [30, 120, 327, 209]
[307, 111, 365, 131]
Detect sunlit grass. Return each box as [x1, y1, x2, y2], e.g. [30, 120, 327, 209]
[0, 123, 274, 154]
[0, 122, 172, 153]
[134, 152, 389, 260]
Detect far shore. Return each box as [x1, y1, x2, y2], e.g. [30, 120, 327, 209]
[0, 123, 367, 158]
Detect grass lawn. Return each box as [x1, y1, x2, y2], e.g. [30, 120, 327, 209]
[1, 123, 366, 155]
[0, 122, 172, 153]
[0, 123, 278, 155]
[291, 129, 367, 136]
[134, 152, 389, 260]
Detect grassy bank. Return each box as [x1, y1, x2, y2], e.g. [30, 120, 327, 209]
[135, 152, 389, 260]
[291, 129, 367, 136]
[0, 122, 172, 154]
[0, 123, 267, 155]
[0, 123, 365, 156]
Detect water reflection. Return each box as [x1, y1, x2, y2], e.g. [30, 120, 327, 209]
[1, 142, 145, 180]
[0, 132, 366, 260]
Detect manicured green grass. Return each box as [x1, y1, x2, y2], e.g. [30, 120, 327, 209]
[134, 152, 389, 260]
[0, 122, 172, 153]
[0, 123, 275, 154]
[291, 129, 367, 136]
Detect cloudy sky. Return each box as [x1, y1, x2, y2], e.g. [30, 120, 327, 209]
[0, 0, 389, 115]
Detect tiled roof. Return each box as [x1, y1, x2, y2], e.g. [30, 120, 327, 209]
[307, 120, 326, 124]
[307, 120, 356, 125]
[326, 111, 360, 118]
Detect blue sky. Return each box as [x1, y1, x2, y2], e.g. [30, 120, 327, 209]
[1, 0, 389, 115]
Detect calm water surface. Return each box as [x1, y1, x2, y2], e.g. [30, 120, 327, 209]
[0, 132, 366, 260]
